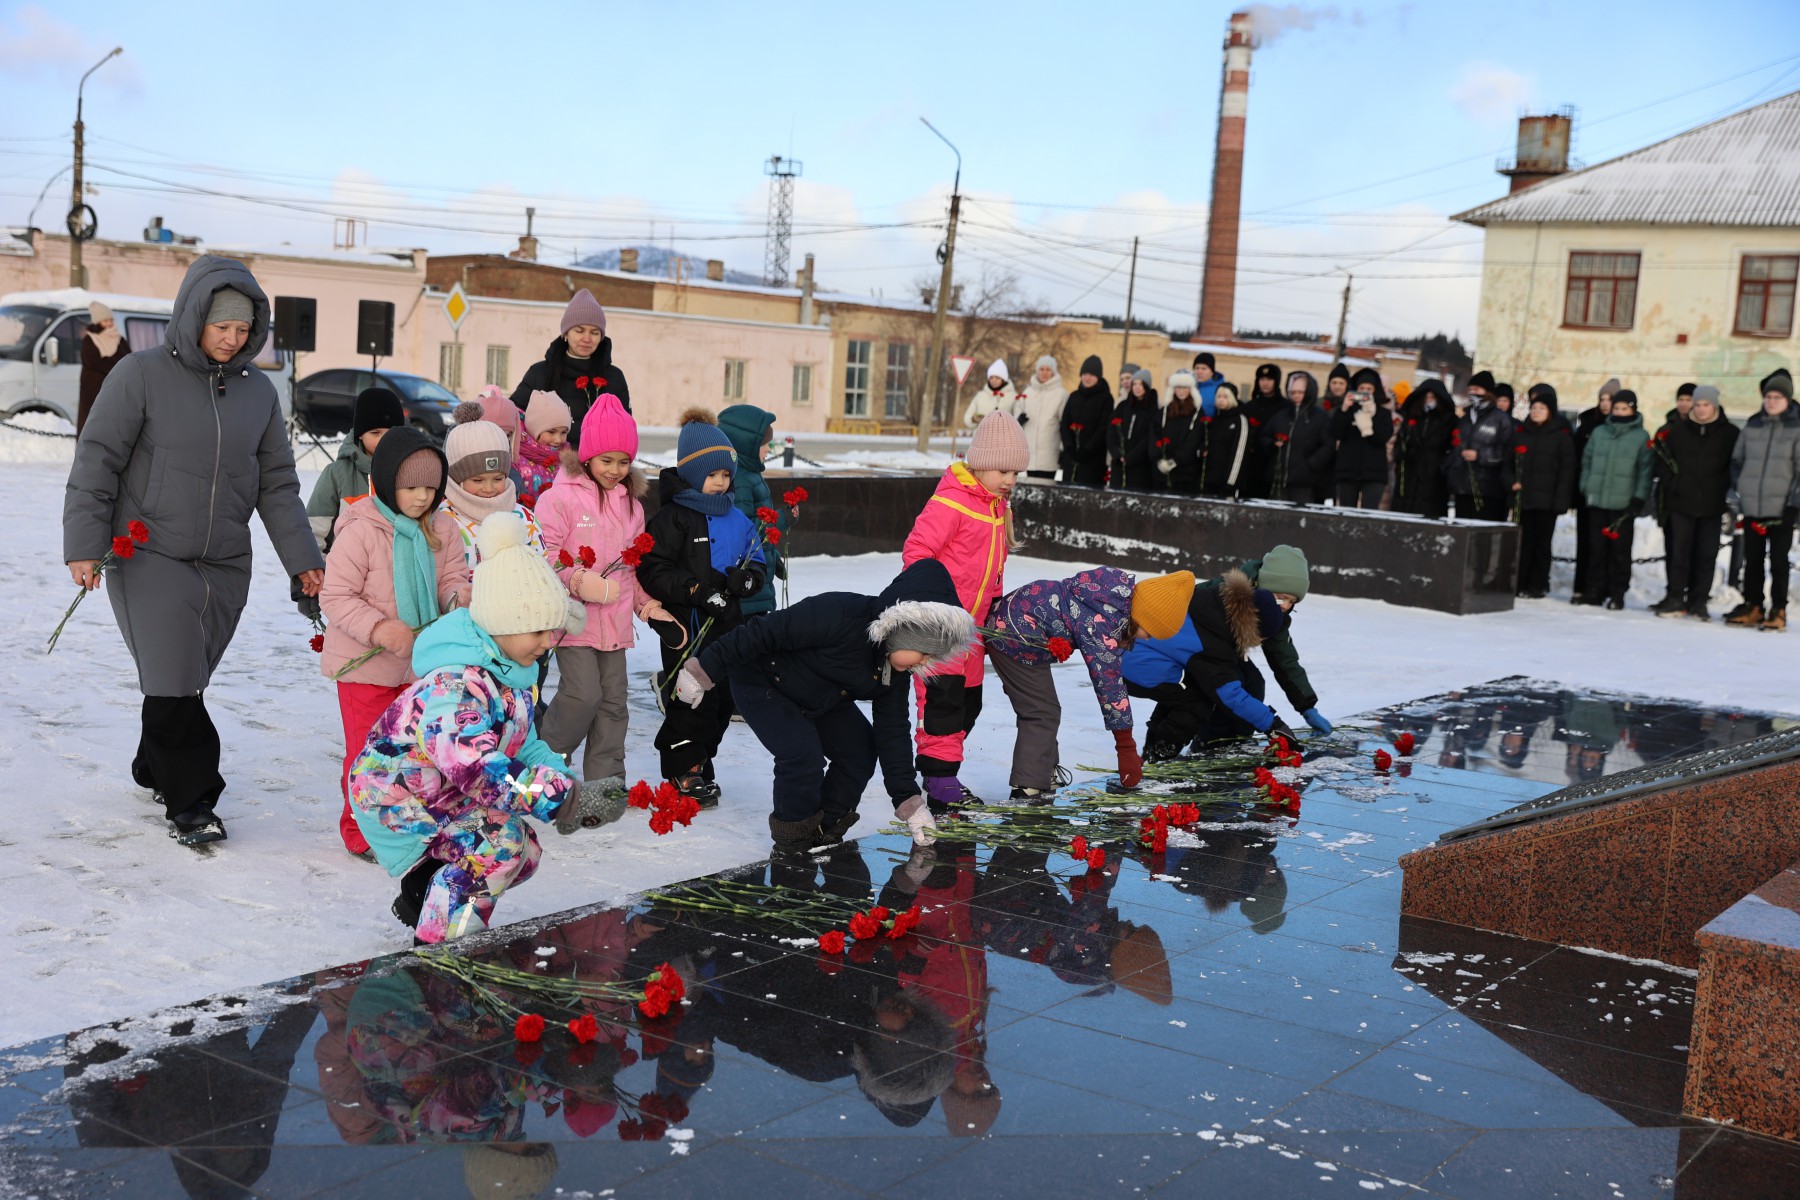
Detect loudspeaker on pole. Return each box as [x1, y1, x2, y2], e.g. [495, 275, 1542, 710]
[356, 300, 395, 358]
[272, 296, 317, 353]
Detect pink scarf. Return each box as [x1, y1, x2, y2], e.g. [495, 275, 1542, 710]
[445, 475, 517, 525]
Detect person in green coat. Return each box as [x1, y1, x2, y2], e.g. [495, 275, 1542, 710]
[306, 387, 405, 553]
[1578, 389, 1653, 609]
[717, 404, 787, 615]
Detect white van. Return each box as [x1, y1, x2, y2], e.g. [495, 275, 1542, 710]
[0, 288, 292, 427]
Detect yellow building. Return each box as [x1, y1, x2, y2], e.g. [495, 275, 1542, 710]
[1455, 91, 1800, 419]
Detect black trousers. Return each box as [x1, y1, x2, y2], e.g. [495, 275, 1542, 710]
[730, 672, 875, 825]
[1743, 517, 1794, 611]
[1584, 507, 1635, 605]
[1666, 512, 1720, 611]
[1453, 491, 1506, 520]
[1025, 470, 1056, 480]
[134, 695, 225, 820]
[655, 642, 734, 780]
[1130, 660, 1267, 752]
[1572, 500, 1593, 596]
[1334, 480, 1383, 509]
[1516, 509, 1557, 594]
[1279, 484, 1314, 505]
[916, 675, 983, 777]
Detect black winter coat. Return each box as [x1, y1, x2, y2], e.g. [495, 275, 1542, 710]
[1393, 388, 1456, 512]
[1513, 415, 1577, 513]
[1447, 402, 1517, 496]
[1060, 380, 1113, 484]
[697, 560, 960, 803]
[1108, 392, 1160, 490]
[1237, 388, 1286, 498]
[1262, 378, 1335, 493]
[1664, 416, 1739, 518]
[1328, 397, 1395, 484]
[1158, 405, 1201, 493]
[1198, 407, 1251, 496]
[636, 469, 767, 636]
[510, 335, 632, 451]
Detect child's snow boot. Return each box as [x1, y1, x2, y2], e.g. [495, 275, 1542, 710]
[391, 856, 438, 930]
[167, 806, 226, 847]
[678, 774, 721, 810]
[769, 813, 824, 859]
[1008, 786, 1054, 805]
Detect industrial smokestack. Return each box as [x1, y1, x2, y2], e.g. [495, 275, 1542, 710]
[1197, 10, 1253, 341]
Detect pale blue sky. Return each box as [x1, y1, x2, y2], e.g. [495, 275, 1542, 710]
[3, 0, 1798, 343]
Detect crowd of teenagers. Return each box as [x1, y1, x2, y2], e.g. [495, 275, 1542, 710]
[62, 256, 1345, 950]
[975, 351, 1799, 625]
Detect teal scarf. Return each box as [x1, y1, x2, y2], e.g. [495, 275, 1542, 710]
[374, 497, 441, 630]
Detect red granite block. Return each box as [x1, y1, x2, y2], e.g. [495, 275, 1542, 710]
[1524, 810, 1675, 960]
[1684, 860, 1800, 1141]
[1662, 778, 1800, 966]
[1400, 838, 1536, 937]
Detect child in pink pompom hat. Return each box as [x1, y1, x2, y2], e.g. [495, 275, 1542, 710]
[517, 389, 573, 508]
[474, 385, 521, 456]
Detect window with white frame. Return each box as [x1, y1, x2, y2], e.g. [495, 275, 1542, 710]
[485, 345, 510, 388]
[791, 363, 813, 405]
[438, 342, 464, 392]
[844, 339, 871, 417]
[723, 359, 747, 401]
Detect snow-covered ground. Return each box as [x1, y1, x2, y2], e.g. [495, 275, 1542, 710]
[4, 426, 1797, 1048]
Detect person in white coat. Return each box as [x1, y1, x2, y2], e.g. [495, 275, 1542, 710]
[963, 359, 1015, 428]
[1014, 355, 1067, 479]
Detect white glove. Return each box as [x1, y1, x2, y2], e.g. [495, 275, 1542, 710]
[896, 795, 936, 846]
[1353, 405, 1375, 438]
[673, 662, 708, 709]
[1157, 458, 1177, 475]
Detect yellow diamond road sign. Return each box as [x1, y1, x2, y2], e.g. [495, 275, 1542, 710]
[444, 283, 470, 331]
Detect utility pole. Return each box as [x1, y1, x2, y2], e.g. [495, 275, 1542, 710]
[69, 47, 122, 289]
[1332, 273, 1353, 371]
[1119, 237, 1140, 381]
[917, 118, 961, 454]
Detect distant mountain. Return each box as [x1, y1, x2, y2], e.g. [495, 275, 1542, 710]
[575, 245, 766, 286]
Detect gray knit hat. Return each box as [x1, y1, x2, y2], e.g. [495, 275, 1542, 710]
[1691, 384, 1721, 407]
[204, 287, 254, 327]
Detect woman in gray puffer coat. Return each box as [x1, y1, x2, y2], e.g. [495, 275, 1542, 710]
[64, 255, 325, 845]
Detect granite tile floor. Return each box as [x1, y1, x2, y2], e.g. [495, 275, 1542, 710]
[4, 679, 1799, 1199]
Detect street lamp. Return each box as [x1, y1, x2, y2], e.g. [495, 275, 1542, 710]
[69, 46, 123, 289]
[915, 118, 962, 454]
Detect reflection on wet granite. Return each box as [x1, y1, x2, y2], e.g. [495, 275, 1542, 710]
[5, 682, 1800, 1197]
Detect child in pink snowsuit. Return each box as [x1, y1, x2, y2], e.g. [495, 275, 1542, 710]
[900, 411, 1029, 809]
[516, 389, 572, 508]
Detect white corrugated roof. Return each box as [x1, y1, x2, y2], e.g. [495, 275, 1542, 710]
[1454, 89, 1800, 227]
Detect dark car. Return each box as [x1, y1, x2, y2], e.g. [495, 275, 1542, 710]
[292, 368, 458, 439]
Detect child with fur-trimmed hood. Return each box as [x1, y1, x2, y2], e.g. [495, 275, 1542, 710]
[671, 558, 977, 855]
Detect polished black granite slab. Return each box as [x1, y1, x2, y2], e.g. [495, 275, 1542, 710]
[5, 682, 1799, 1199]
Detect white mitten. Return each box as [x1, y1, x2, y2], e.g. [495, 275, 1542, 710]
[896, 795, 937, 846]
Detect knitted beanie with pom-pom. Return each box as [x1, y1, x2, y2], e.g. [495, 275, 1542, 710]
[445, 402, 512, 483]
[470, 511, 572, 636]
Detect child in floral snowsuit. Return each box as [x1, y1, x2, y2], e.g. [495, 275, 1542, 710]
[986, 568, 1194, 801]
[350, 511, 583, 944]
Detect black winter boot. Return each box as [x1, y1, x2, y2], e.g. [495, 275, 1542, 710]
[392, 857, 438, 929]
[819, 809, 861, 845]
[769, 814, 824, 858]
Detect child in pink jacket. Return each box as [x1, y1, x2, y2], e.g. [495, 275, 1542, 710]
[517, 389, 572, 508]
[320, 428, 471, 858]
[536, 394, 674, 808]
[900, 411, 1029, 810]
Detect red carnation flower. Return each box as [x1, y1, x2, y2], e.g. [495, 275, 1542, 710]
[1070, 423, 1085, 432]
[111, 536, 136, 560]
[309, 633, 324, 653]
[1086, 846, 1105, 870]
[568, 1013, 599, 1044]
[783, 487, 809, 506]
[127, 520, 150, 543]
[818, 930, 846, 955]
[765, 527, 782, 545]
[1069, 835, 1088, 860]
[514, 1013, 546, 1042]
[848, 911, 881, 940]
[1514, 444, 1528, 455]
[1603, 528, 1621, 541]
[575, 376, 589, 390]
[578, 545, 598, 569]
[628, 781, 655, 809]
[1395, 732, 1416, 756]
[556, 548, 575, 569]
[1750, 521, 1769, 536]
[1451, 430, 1462, 447]
[755, 506, 779, 525]
[1373, 749, 1393, 771]
[1046, 636, 1074, 662]
[1110, 417, 1122, 426]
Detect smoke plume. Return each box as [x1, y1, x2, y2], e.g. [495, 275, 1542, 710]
[1243, 4, 1357, 46]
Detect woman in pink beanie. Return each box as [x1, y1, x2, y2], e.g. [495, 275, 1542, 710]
[534, 394, 674, 822]
[508, 288, 632, 451]
[900, 410, 1030, 810]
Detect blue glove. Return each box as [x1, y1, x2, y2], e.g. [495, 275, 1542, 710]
[1302, 707, 1333, 735]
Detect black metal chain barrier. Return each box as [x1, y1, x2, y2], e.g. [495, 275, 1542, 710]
[0, 417, 78, 439]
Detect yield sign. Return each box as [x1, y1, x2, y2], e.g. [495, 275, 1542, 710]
[443, 282, 471, 331]
[949, 354, 976, 386]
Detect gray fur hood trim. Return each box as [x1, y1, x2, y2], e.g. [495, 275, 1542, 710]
[868, 600, 978, 679]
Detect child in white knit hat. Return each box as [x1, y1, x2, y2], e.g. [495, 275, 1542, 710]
[348, 512, 623, 944]
[441, 402, 545, 568]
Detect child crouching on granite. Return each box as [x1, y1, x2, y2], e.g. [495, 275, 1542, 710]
[349, 511, 625, 944]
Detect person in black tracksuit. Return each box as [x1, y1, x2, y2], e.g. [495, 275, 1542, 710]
[1108, 369, 1160, 491]
[1261, 370, 1334, 504]
[1060, 354, 1113, 487]
[1392, 379, 1456, 517]
[1237, 363, 1286, 500]
[1657, 386, 1738, 619]
[1511, 388, 1577, 597]
[635, 416, 766, 805]
[672, 559, 976, 855]
[509, 289, 633, 452]
[1330, 367, 1395, 509]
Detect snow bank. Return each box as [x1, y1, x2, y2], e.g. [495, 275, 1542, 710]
[0, 412, 77, 466]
